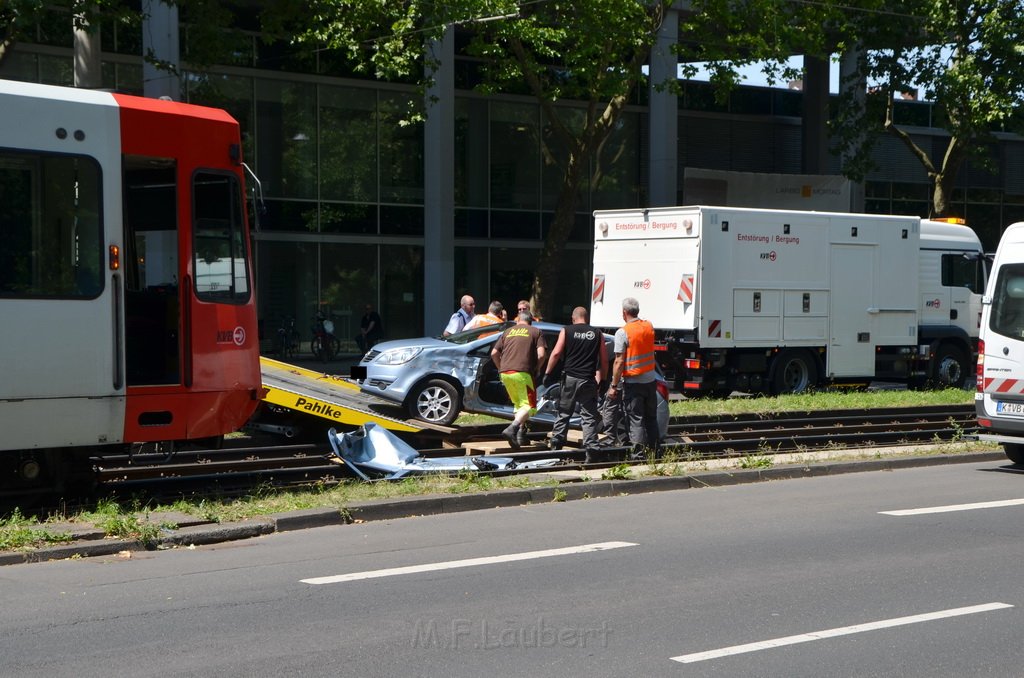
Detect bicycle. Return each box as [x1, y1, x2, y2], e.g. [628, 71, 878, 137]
[276, 317, 300, 360]
[310, 313, 340, 362]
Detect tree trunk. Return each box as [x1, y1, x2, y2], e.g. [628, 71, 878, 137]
[932, 174, 952, 218]
[531, 149, 585, 319]
[930, 135, 967, 218]
[0, 19, 16, 65]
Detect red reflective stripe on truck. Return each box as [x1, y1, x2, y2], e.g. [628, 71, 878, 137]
[677, 274, 694, 303]
[592, 275, 605, 303]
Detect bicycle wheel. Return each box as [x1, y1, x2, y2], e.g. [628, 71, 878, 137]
[325, 336, 339, 362]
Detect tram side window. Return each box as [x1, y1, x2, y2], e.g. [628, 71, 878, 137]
[193, 171, 250, 303]
[0, 151, 102, 298]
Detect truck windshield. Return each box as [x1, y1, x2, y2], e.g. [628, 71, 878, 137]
[990, 263, 1024, 340]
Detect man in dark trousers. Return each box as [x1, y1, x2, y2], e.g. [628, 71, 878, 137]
[542, 306, 607, 463]
[356, 303, 383, 353]
[607, 296, 660, 459]
[491, 310, 547, 449]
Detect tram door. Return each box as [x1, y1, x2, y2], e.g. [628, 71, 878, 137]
[123, 156, 181, 386]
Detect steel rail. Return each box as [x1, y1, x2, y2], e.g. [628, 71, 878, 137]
[92, 405, 977, 491]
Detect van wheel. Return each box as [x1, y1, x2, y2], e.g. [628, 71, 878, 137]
[407, 379, 461, 425]
[770, 349, 818, 395]
[932, 344, 969, 389]
[1004, 443, 1024, 465]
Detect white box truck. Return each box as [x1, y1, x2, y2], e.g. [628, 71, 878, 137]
[591, 206, 986, 395]
[975, 222, 1024, 463]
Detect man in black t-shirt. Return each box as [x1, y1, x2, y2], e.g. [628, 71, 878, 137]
[356, 304, 383, 353]
[541, 306, 608, 462]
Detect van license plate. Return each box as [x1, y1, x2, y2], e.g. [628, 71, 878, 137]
[996, 401, 1024, 415]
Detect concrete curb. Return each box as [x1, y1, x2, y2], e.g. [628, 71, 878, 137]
[1, 451, 1006, 565]
[159, 519, 276, 547]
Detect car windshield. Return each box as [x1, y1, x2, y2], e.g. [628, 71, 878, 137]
[440, 322, 513, 344]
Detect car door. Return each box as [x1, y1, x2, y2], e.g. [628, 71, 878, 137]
[470, 327, 562, 413]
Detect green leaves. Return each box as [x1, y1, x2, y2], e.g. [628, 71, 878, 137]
[832, 0, 1024, 215]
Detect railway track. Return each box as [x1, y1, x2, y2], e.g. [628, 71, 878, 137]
[93, 404, 978, 494]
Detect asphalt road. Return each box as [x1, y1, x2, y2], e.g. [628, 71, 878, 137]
[3, 460, 1024, 677]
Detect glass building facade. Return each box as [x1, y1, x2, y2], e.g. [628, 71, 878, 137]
[4, 14, 1024, 351]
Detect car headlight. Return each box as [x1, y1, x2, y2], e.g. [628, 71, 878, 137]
[375, 346, 423, 365]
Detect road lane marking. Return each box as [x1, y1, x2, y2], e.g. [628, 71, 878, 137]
[880, 498, 1024, 516]
[301, 541, 638, 585]
[670, 602, 1013, 664]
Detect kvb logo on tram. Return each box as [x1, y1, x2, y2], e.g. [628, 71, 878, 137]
[760, 251, 777, 262]
[216, 326, 247, 345]
[633, 279, 652, 289]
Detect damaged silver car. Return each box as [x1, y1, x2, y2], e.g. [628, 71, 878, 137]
[352, 321, 670, 431]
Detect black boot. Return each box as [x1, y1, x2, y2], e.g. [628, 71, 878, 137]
[517, 422, 530, 447]
[502, 423, 521, 450]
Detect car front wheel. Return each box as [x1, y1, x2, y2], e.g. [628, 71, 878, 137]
[407, 379, 461, 425]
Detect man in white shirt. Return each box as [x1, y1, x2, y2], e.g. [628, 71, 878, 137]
[443, 295, 476, 336]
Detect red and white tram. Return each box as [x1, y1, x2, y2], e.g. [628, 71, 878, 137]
[0, 80, 261, 496]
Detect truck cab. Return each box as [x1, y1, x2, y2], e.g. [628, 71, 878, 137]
[917, 218, 987, 388]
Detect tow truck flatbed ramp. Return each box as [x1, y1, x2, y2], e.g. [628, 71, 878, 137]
[260, 357, 451, 433]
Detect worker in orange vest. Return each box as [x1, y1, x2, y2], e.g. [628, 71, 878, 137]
[606, 296, 659, 459]
[464, 300, 505, 334]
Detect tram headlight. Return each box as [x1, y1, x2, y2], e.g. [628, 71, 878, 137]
[375, 346, 423, 365]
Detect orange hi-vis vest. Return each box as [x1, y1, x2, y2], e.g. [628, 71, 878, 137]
[623, 319, 656, 377]
[466, 312, 502, 330]
[479, 313, 502, 325]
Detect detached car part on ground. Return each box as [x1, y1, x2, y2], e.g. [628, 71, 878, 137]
[353, 321, 669, 435]
[327, 423, 560, 480]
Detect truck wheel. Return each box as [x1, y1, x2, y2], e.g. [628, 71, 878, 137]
[406, 379, 461, 425]
[771, 349, 818, 395]
[932, 344, 969, 389]
[1003, 443, 1024, 465]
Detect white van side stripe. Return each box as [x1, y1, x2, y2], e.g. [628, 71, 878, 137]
[985, 378, 1024, 395]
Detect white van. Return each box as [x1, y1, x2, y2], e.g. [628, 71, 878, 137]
[976, 222, 1024, 463]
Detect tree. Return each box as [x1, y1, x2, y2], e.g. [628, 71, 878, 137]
[831, 0, 1024, 217]
[1, 0, 244, 80]
[675, 0, 854, 94]
[3, 1, 80, 65]
[0, 1, 141, 66]
[270, 0, 673, 318]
